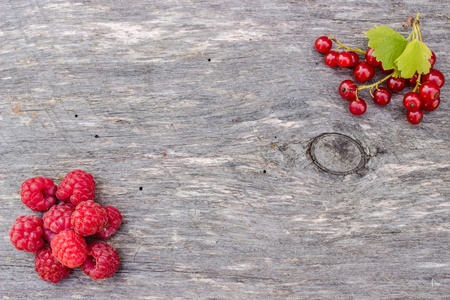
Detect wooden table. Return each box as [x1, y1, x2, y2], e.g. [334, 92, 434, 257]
[1, 0, 449, 298]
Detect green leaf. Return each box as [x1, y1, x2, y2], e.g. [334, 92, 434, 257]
[394, 39, 432, 78]
[365, 25, 408, 70]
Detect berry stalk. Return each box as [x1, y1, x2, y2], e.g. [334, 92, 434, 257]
[328, 35, 366, 54]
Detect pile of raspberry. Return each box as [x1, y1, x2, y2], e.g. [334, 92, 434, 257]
[8, 170, 122, 283]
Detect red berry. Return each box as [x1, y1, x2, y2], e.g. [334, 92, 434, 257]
[95, 206, 123, 239]
[349, 51, 359, 67]
[379, 64, 393, 74]
[428, 51, 436, 67]
[9, 215, 45, 253]
[353, 61, 375, 82]
[51, 230, 87, 268]
[338, 80, 358, 101]
[42, 223, 57, 244]
[419, 82, 440, 102]
[407, 72, 419, 86]
[403, 92, 422, 111]
[315, 36, 332, 53]
[324, 51, 338, 67]
[407, 109, 423, 125]
[35, 247, 72, 284]
[337, 52, 352, 67]
[56, 170, 96, 206]
[421, 97, 440, 112]
[81, 241, 120, 280]
[349, 99, 367, 115]
[71, 200, 108, 236]
[372, 87, 391, 106]
[422, 69, 445, 88]
[43, 203, 75, 234]
[386, 77, 406, 92]
[20, 177, 57, 211]
[365, 48, 381, 66]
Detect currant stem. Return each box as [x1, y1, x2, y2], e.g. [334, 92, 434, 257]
[355, 74, 393, 100]
[413, 74, 422, 93]
[328, 35, 366, 54]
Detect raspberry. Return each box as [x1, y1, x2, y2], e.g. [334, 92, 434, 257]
[35, 247, 71, 283]
[42, 223, 57, 244]
[20, 177, 57, 211]
[71, 200, 108, 236]
[9, 215, 45, 253]
[95, 206, 123, 239]
[81, 241, 120, 280]
[51, 230, 87, 268]
[56, 170, 96, 206]
[43, 203, 75, 233]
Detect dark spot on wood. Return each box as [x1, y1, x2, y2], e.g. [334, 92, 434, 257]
[95, 135, 99, 138]
[263, 170, 266, 173]
[75, 114, 78, 118]
[308, 133, 366, 175]
[208, 58, 211, 62]
[139, 187, 143, 191]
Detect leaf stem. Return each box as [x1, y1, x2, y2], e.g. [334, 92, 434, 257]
[328, 35, 366, 54]
[412, 74, 422, 93]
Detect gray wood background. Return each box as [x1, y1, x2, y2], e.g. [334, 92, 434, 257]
[1, 0, 449, 299]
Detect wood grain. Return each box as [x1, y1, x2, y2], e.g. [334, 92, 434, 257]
[1, 0, 449, 298]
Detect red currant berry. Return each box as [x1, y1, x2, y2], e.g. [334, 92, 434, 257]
[349, 99, 367, 115]
[337, 52, 352, 67]
[419, 82, 440, 102]
[349, 51, 359, 67]
[324, 51, 338, 67]
[353, 61, 375, 82]
[422, 69, 445, 88]
[365, 48, 381, 66]
[421, 97, 440, 112]
[428, 51, 436, 68]
[407, 72, 419, 86]
[403, 92, 422, 111]
[379, 64, 393, 74]
[315, 36, 332, 54]
[372, 87, 391, 106]
[339, 80, 358, 101]
[406, 109, 423, 125]
[386, 76, 406, 92]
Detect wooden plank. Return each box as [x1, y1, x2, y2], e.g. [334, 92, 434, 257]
[1, 0, 449, 298]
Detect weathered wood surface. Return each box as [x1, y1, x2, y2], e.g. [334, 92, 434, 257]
[1, 0, 449, 298]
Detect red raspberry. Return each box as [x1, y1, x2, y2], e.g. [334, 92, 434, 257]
[56, 170, 96, 206]
[20, 177, 57, 211]
[51, 230, 87, 268]
[71, 200, 108, 236]
[35, 247, 72, 283]
[43, 203, 75, 233]
[95, 206, 123, 239]
[9, 215, 45, 253]
[81, 241, 120, 280]
[42, 223, 57, 244]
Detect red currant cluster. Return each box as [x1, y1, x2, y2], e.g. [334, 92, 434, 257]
[315, 36, 445, 124]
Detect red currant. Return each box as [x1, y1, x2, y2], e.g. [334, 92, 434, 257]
[422, 69, 445, 88]
[428, 51, 436, 68]
[386, 77, 406, 92]
[419, 82, 440, 102]
[324, 51, 338, 67]
[339, 80, 358, 101]
[406, 109, 423, 125]
[349, 99, 367, 115]
[421, 97, 440, 112]
[353, 61, 375, 82]
[349, 51, 359, 67]
[372, 87, 391, 106]
[379, 64, 393, 74]
[365, 48, 381, 66]
[315, 36, 332, 54]
[403, 92, 422, 111]
[407, 72, 419, 86]
[337, 52, 352, 67]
